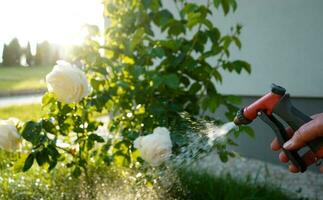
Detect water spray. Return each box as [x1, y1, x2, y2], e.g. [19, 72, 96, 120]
[233, 84, 323, 172]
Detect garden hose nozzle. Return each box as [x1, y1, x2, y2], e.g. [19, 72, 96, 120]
[234, 84, 323, 172]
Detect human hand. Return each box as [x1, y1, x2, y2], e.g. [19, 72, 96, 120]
[271, 113, 323, 173]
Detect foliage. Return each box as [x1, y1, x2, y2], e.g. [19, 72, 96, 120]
[2, 38, 22, 66]
[17, 0, 254, 178]
[25, 42, 33, 66]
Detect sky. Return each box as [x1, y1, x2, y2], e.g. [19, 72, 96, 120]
[0, 0, 104, 54]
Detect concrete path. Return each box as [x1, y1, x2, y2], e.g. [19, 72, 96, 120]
[197, 154, 322, 200]
[0, 94, 42, 107]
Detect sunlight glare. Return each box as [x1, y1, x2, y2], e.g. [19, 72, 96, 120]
[0, 0, 103, 45]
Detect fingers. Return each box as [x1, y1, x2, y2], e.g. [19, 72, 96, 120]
[278, 151, 289, 163]
[271, 127, 294, 151]
[271, 138, 281, 151]
[279, 147, 323, 173]
[284, 117, 323, 151]
[286, 150, 317, 173]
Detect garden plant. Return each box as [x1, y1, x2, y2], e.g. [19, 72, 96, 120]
[0, 0, 258, 198]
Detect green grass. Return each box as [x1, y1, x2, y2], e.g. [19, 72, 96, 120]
[0, 104, 41, 121]
[0, 66, 52, 94]
[165, 168, 297, 200]
[0, 103, 106, 122]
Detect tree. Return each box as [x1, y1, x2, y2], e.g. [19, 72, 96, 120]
[1, 38, 22, 66]
[25, 42, 33, 66]
[35, 41, 49, 66]
[2, 44, 8, 66]
[35, 41, 60, 66]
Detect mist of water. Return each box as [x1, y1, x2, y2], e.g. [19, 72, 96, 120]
[207, 122, 237, 146]
[170, 118, 238, 169]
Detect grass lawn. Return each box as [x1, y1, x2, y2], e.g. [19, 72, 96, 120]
[0, 103, 106, 121]
[166, 168, 294, 200]
[0, 65, 52, 95]
[0, 104, 41, 121]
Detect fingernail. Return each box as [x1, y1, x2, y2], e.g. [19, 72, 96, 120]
[283, 140, 294, 149]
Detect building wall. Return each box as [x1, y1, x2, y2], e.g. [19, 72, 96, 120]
[193, 0, 323, 171]
[212, 0, 323, 97]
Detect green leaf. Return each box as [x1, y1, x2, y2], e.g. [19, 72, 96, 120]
[226, 95, 241, 104]
[89, 134, 105, 143]
[48, 159, 57, 172]
[42, 92, 55, 107]
[167, 20, 186, 36]
[61, 104, 73, 115]
[142, 0, 161, 11]
[36, 149, 49, 166]
[40, 119, 56, 133]
[21, 121, 43, 145]
[232, 36, 241, 49]
[153, 10, 173, 28]
[221, 36, 232, 49]
[47, 144, 60, 160]
[212, 69, 222, 82]
[202, 19, 213, 29]
[187, 12, 202, 29]
[219, 152, 228, 162]
[163, 74, 180, 89]
[231, 60, 251, 74]
[207, 27, 221, 43]
[23, 153, 34, 172]
[213, 0, 221, 8]
[152, 74, 163, 88]
[150, 101, 166, 115]
[189, 82, 202, 95]
[151, 47, 165, 58]
[182, 3, 199, 14]
[221, 0, 230, 15]
[130, 27, 145, 51]
[208, 94, 221, 112]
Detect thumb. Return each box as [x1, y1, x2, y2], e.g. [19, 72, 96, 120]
[283, 118, 323, 150]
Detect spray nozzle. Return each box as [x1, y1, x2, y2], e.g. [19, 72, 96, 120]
[233, 84, 285, 126]
[233, 83, 323, 172]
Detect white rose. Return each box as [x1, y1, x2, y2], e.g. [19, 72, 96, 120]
[46, 60, 90, 104]
[0, 118, 21, 151]
[134, 127, 173, 166]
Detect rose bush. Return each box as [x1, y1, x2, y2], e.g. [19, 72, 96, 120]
[1, 0, 254, 181]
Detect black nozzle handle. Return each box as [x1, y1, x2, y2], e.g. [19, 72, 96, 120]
[259, 111, 307, 172]
[273, 94, 323, 154]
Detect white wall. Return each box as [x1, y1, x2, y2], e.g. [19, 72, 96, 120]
[212, 0, 323, 97]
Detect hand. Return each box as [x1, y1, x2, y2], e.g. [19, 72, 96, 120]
[271, 113, 323, 173]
